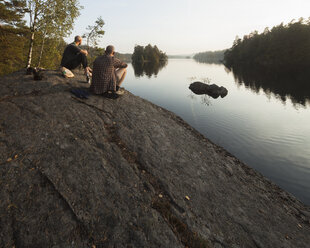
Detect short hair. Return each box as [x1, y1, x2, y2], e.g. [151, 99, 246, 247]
[74, 36, 82, 42]
[105, 45, 115, 55]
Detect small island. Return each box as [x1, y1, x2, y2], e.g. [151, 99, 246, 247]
[131, 44, 168, 77]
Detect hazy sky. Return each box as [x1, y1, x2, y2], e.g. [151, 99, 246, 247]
[66, 0, 310, 55]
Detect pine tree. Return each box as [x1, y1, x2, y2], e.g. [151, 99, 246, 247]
[83, 16, 105, 50]
[0, 0, 28, 75]
[224, 18, 310, 72]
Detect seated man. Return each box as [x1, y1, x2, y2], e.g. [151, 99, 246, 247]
[90, 45, 127, 98]
[60, 35, 92, 81]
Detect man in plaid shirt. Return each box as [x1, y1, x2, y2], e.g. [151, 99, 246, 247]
[90, 45, 128, 98]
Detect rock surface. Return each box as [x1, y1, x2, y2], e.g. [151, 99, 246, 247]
[189, 82, 228, 98]
[0, 70, 309, 248]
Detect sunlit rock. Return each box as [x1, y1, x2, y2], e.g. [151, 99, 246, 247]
[0, 70, 309, 247]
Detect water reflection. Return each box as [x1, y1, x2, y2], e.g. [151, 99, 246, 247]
[188, 93, 212, 106]
[125, 59, 310, 205]
[193, 60, 222, 65]
[228, 66, 310, 107]
[132, 61, 168, 78]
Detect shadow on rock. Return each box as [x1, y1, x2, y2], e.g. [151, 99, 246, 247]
[189, 81, 228, 99]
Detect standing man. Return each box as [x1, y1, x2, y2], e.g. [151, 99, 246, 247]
[60, 35, 92, 81]
[90, 45, 127, 98]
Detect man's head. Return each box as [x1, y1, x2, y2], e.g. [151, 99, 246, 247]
[74, 36, 82, 46]
[105, 45, 115, 56]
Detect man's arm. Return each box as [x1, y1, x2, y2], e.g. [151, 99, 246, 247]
[71, 44, 88, 56]
[114, 58, 127, 68]
[80, 49, 88, 56]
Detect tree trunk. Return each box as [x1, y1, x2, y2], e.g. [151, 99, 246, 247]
[87, 36, 90, 52]
[37, 33, 46, 68]
[26, 31, 35, 68]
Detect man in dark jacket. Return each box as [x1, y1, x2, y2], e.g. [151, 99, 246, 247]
[90, 45, 127, 98]
[61, 36, 92, 80]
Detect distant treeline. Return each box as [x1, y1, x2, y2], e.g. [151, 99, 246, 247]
[224, 18, 310, 72]
[132, 44, 168, 64]
[168, 55, 192, 59]
[193, 50, 226, 64]
[80, 46, 132, 67]
[115, 53, 132, 63]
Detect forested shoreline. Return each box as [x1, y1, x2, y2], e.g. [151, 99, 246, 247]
[193, 50, 226, 64]
[224, 18, 310, 73]
[2, 1, 309, 79]
[0, 0, 81, 75]
[0, 0, 132, 76]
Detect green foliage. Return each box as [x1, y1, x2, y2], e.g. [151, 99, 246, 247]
[24, 0, 82, 67]
[131, 45, 145, 64]
[0, 0, 26, 26]
[32, 35, 67, 69]
[131, 44, 168, 77]
[24, 0, 81, 37]
[131, 44, 168, 64]
[0, 0, 28, 75]
[193, 50, 226, 64]
[83, 16, 105, 49]
[36, 0, 81, 67]
[0, 0, 82, 74]
[0, 26, 28, 75]
[80, 45, 104, 67]
[224, 18, 310, 72]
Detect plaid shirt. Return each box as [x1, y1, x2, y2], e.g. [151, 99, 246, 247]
[90, 55, 127, 94]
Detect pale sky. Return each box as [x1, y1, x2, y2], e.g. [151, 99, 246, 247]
[66, 0, 310, 55]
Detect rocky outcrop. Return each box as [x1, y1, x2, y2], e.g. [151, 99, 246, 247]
[189, 82, 228, 98]
[0, 70, 309, 248]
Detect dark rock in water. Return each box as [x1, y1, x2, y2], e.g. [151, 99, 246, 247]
[189, 81, 228, 98]
[0, 70, 309, 247]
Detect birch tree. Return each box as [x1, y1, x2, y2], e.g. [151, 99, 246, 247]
[25, 0, 81, 68]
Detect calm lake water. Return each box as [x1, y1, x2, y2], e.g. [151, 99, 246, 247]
[124, 59, 310, 205]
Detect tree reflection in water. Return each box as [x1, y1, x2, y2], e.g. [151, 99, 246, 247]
[132, 60, 168, 78]
[188, 93, 212, 106]
[228, 66, 310, 107]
